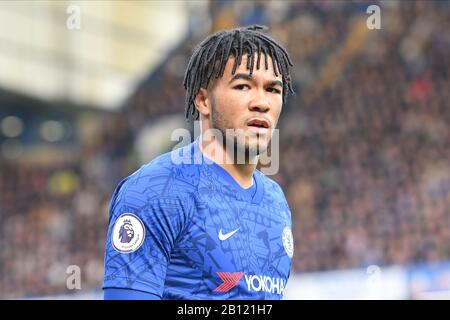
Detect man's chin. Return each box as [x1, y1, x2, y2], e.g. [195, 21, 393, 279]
[246, 137, 270, 153]
[224, 135, 270, 156]
[243, 142, 269, 156]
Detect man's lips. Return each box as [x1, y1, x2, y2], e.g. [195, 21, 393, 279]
[246, 118, 270, 129]
[245, 117, 271, 134]
[246, 125, 269, 134]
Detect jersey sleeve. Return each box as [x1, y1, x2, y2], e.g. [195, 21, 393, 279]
[102, 173, 194, 297]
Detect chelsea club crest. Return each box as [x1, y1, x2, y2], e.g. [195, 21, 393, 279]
[282, 227, 294, 258]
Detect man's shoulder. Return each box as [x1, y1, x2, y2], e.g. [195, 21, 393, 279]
[256, 171, 291, 217]
[120, 143, 201, 197]
[256, 170, 284, 193]
[256, 170, 289, 204]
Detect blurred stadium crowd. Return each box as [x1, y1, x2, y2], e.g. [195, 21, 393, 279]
[1, 0, 449, 298]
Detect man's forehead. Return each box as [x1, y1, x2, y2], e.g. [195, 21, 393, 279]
[223, 53, 282, 79]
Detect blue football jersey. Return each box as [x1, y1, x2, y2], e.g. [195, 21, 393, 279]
[103, 139, 294, 299]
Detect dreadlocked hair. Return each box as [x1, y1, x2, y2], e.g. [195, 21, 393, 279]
[183, 25, 294, 121]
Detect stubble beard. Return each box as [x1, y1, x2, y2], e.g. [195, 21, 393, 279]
[210, 102, 270, 164]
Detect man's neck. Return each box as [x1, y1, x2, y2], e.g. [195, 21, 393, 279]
[199, 138, 257, 189]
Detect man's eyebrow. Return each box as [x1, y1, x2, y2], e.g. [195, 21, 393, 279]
[228, 73, 283, 87]
[267, 80, 283, 88]
[228, 73, 253, 84]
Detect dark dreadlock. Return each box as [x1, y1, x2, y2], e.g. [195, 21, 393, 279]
[183, 25, 294, 121]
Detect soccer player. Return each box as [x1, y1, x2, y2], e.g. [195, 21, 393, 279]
[103, 25, 295, 300]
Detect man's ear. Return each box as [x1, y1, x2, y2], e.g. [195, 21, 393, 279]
[194, 88, 211, 117]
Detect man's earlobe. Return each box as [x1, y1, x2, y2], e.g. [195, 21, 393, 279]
[194, 88, 210, 117]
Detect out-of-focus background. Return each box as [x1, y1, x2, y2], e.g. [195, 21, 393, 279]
[0, 0, 449, 299]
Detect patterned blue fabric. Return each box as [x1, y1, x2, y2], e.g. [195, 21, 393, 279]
[103, 139, 293, 299]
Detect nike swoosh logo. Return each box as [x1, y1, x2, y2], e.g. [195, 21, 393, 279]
[218, 228, 239, 241]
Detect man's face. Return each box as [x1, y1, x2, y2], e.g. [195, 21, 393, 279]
[207, 53, 283, 157]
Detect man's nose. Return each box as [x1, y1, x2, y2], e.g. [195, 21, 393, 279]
[249, 88, 271, 112]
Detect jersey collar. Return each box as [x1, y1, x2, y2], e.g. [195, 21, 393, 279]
[192, 138, 265, 203]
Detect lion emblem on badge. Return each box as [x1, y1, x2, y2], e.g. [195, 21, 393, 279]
[112, 213, 145, 253]
[119, 219, 134, 243]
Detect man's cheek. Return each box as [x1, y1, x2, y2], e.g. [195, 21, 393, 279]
[273, 105, 282, 123]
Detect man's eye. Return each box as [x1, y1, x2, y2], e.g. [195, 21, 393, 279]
[234, 84, 250, 90]
[267, 87, 282, 94]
